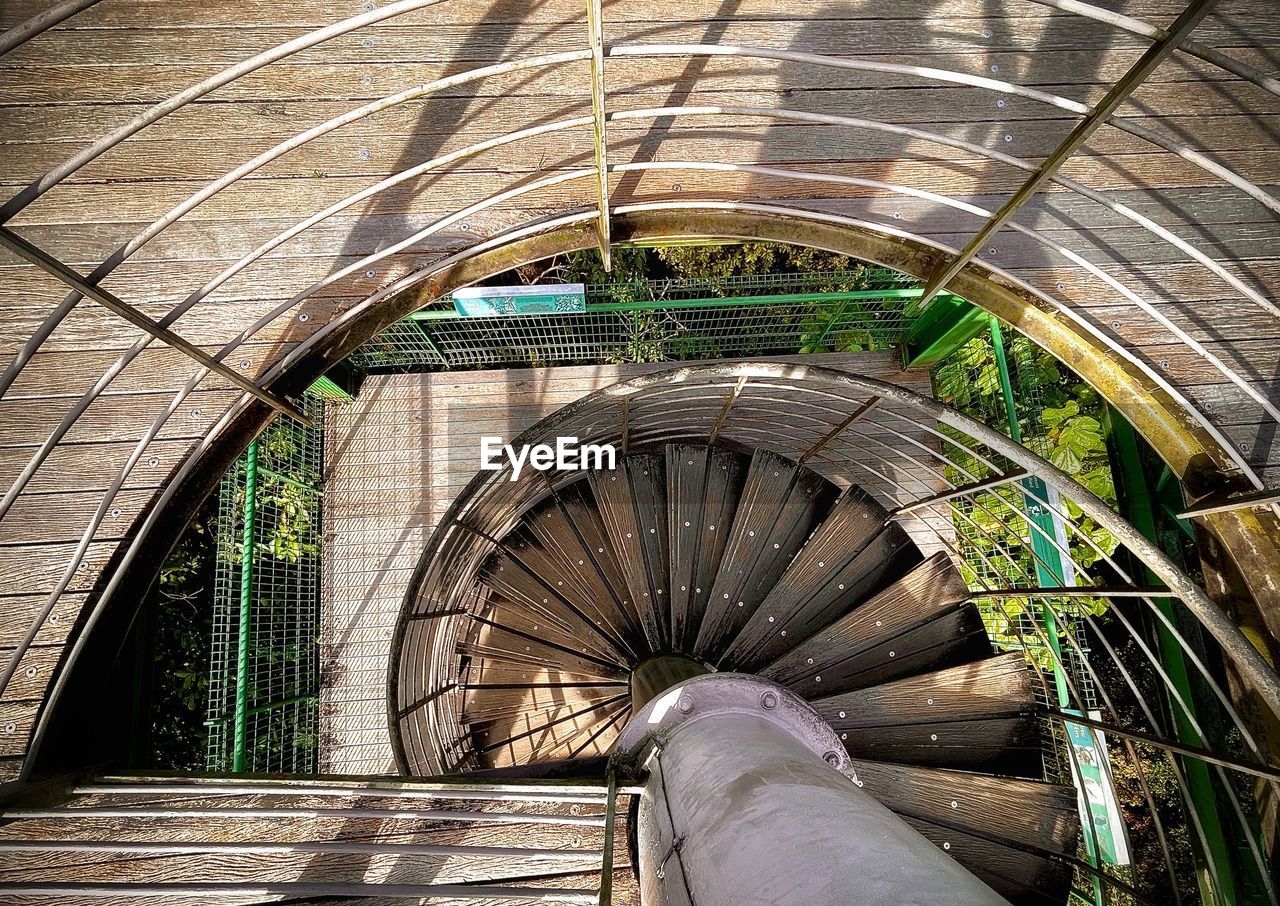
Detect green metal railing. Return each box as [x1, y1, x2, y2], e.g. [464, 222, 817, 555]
[206, 395, 324, 774]
[348, 270, 937, 372]
[930, 318, 1268, 905]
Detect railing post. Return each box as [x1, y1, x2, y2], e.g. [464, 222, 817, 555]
[232, 439, 259, 774]
[988, 317, 1114, 903]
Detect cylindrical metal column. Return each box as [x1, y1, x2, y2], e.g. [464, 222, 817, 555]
[630, 655, 711, 711]
[614, 674, 1009, 906]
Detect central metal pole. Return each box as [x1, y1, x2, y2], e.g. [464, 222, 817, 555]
[630, 655, 710, 711]
[613, 674, 1008, 905]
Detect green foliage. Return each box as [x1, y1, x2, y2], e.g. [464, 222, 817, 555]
[934, 328, 1122, 661]
[148, 504, 216, 771]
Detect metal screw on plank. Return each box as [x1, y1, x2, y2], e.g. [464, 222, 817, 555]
[358, 148, 371, 160]
[1004, 134, 1013, 142]
[982, 28, 992, 37]
[996, 98, 1006, 108]
[362, 37, 374, 48]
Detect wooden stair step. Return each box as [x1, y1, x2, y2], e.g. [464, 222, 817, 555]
[466, 692, 629, 763]
[851, 759, 1078, 906]
[478, 551, 624, 666]
[811, 653, 1040, 774]
[522, 498, 642, 659]
[623, 453, 671, 651]
[463, 683, 632, 726]
[850, 758, 1080, 855]
[588, 467, 662, 653]
[716, 488, 884, 666]
[472, 591, 623, 669]
[762, 552, 983, 697]
[665, 444, 746, 653]
[725, 493, 922, 669]
[461, 622, 627, 682]
[694, 450, 836, 662]
[900, 816, 1074, 906]
[558, 481, 646, 652]
[494, 529, 634, 665]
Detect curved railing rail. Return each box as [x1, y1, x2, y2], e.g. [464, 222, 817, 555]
[392, 362, 1280, 901]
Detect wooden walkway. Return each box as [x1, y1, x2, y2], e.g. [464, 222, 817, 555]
[320, 351, 933, 773]
[0, 0, 1277, 783]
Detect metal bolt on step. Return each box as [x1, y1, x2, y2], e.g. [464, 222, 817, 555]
[678, 697, 694, 714]
[761, 691, 778, 710]
[824, 751, 841, 767]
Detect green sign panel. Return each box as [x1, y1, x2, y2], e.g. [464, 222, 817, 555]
[452, 283, 586, 317]
[1064, 710, 1132, 866]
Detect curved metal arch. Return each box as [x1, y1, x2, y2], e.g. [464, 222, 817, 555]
[3, 105, 1272, 541]
[8, 129, 1263, 568]
[0, 0, 104, 58]
[19, 202, 1279, 778]
[0, 166, 594, 700]
[0, 0, 466, 220]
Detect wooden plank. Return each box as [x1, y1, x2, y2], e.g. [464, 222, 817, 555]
[0, 0, 1144, 30]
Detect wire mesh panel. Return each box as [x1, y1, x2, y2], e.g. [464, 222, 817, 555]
[207, 395, 324, 773]
[348, 269, 923, 372]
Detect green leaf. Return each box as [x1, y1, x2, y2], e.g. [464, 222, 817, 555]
[1058, 415, 1103, 457]
[1041, 400, 1079, 428]
[1051, 445, 1083, 474]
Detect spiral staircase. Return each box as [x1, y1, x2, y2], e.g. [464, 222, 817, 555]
[454, 441, 1079, 902]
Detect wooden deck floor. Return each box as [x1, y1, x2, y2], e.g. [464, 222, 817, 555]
[320, 351, 934, 773]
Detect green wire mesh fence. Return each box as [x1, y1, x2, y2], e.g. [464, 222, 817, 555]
[349, 269, 928, 372]
[206, 395, 324, 774]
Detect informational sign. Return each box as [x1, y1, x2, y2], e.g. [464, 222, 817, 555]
[451, 283, 586, 317]
[1064, 710, 1132, 866]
